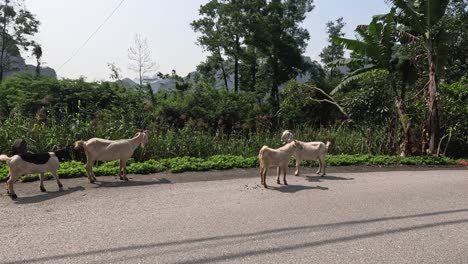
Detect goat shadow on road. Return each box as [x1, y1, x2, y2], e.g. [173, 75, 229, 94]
[14, 186, 85, 204]
[306, 175, 354, 182]
[93, 177, 172, 189]
[270, 184, 329, 193]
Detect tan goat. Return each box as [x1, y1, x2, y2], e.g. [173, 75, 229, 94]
[281, 130, 331, 177]
[74, 131, 148, 183]
[258, 140, 300, 188]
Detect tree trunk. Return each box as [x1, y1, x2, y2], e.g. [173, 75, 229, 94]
[139, 64, 143, 87]
[423, 58, 439, 155]
[217, 47, 229, 92]
[270, 57, 280, 110]
[251, 60, 257, 91]
[234, 34, 240, 92]
[234, 54, 239, 92]
[395, 97, 415, 156]
[383, 113, 397, 155]
[35, 60, 41, 77]
[0, 16, 8, 83]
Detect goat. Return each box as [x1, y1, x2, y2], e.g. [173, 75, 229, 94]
[0, 148, 72, 199]
[258, 140, 300, 188]
[281, 130, 331, 177]
[74, 131, 148, 183]
[11, 139, 28, 155]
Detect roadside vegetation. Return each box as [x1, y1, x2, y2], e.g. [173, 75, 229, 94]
[0, 1, 466, 183]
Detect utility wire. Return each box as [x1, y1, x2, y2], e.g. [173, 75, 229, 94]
[58, 0, 126, 70]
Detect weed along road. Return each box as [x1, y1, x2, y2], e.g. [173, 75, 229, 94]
[0, 167, 467, 264]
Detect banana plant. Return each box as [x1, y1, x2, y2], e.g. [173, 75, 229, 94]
[384, 0, 450, 154]
[331, 9, 419, 156]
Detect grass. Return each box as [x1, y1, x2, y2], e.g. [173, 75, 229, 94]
[0, 154, 461, 183]
[0, 115, 397, 161]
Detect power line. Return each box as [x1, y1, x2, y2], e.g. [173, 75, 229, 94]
[58, 0, 126, 71]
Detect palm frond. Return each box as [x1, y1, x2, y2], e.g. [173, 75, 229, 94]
[331, 65, 377, 95]
[332, 37, 382, 61]
[385, 0, 426, 34]
[329, 58, 355, 67]
[422, 0, 450, 27]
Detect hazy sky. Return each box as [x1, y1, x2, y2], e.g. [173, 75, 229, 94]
[23, 0, 390, 81]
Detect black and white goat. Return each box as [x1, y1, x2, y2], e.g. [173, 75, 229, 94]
[0, 148, 72, 199]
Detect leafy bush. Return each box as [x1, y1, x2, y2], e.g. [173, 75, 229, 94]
[440, 78, 468, 157]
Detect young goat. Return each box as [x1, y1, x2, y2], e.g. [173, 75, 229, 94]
[0, 148, 71, 199]
[281, 130, 331, 177]
[74, 131, 148, 183]
[258, 140, 300, 188]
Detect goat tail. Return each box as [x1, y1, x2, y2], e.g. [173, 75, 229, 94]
[326, 141, 331, 150]
[0, 154, 11, 162]
[258, 146, 268, 159]
[74, 140, 85, 150]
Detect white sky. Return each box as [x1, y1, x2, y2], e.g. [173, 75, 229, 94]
[23, 0, 390, 81]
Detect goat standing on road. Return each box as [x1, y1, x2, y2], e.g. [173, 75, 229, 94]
[74, 131, 148, 183]
[281, 130, 331, 177]
[258, 140, 300, 188]
[0, 148, 71, 199]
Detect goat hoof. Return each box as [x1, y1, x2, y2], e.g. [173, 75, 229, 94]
[58, 184, 63, 189]
[10, 194, 17, 199]
[321, 174, 325, 177]
[277, 181, 280, 185]
[40, 187, 46, 192]
[263, 185, 268, 188]
[89, 179, 95, 184]
[284, 182, 288, 185]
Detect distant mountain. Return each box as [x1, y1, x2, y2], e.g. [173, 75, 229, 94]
[118, 78, 138, 88]
[118, 77, 178, 92]
[4, 53, 56, 79]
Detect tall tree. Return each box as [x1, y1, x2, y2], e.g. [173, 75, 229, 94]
[385, 0, 451, 154]
[107, 62, 121, 81]
[0, 0, 40, 82]
[319, 17, 346, 78]
[219, 0, 245, 92]
[32, 44, 42, 77]
[441, 0, 468, 82]
[258, 0, 314, 110]
[128, 34, 156, 87]
[192, 0, 233, 92]
[332, 10, 419, 156]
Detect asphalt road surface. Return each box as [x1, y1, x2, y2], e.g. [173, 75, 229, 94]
[1, 166, 467, 264]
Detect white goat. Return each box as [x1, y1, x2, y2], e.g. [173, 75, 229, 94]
[281, 130, 331, 177]
[258, 140, 300, 188]
[0, 148, 71, 199]
[74, 131, 148, 183]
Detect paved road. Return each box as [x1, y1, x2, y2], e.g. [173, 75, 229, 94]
[1, 167, 467, 264]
